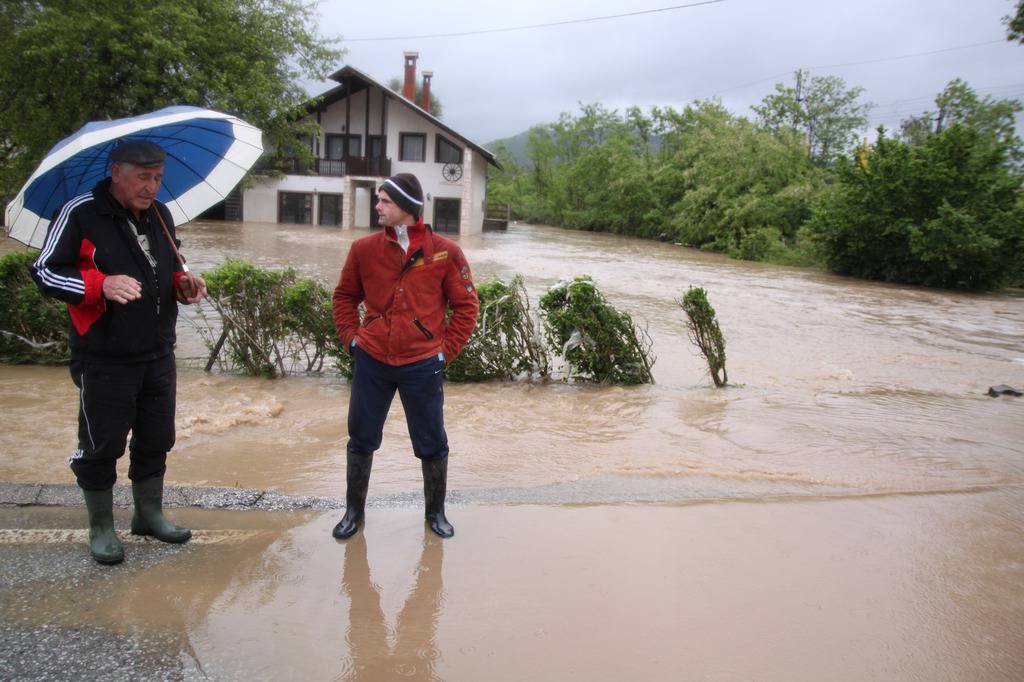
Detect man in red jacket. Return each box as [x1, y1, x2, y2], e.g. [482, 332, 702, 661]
[332, 173, 479, 539]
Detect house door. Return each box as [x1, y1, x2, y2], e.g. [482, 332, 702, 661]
[433, 198, 460, 234]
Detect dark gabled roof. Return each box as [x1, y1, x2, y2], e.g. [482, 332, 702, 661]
[306, 65, 501, 170]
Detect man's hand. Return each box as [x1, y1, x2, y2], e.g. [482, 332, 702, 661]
[176, 273, 207, 304]
[102, 275, 142, 304]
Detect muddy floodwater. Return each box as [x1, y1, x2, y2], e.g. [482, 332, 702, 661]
[1, 221, 1023, 680]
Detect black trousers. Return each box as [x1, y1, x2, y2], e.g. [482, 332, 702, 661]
[347, 347, 448, 460]
[68, 353, 176, 490]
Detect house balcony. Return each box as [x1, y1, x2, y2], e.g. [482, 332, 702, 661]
[270, 156, 392, 178]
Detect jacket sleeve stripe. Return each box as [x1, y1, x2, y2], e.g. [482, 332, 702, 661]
[34, 193, 93, 295]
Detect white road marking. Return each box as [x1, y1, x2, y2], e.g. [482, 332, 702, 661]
[0, 529, 267, 545]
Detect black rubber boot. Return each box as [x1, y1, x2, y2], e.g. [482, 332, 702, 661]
[130, 476, 191, 543]
[422, 456, 454, 538]
[333, 452, 373, 539]
[82, 488, 124, 564]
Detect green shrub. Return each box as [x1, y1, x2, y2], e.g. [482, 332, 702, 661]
[446, 275, 549, 382]
[539, 275, 654, 384]
[201, 259, 290, 377]
[806, 125, 1024, 290]
[679, 287, 728, 387]
[284, 275, 348, 374]
[0, 251, 69, 364]
[199, 259, 349, 377]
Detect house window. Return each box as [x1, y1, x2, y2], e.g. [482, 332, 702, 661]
[400, 133, 426, 162]
[278, 191, 312, 224]
[368, 135, 386, 158]
[435, 135, 463, 164]
[434, 198, 461, 234]
[318, 193, 342, 226]
[326, 134, 362, 159]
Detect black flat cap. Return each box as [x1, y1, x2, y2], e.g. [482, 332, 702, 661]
[110, 139, 166, 166]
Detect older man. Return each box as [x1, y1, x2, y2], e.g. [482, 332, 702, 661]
[32, 140, 205, 564]
[332, 173, 478, 539]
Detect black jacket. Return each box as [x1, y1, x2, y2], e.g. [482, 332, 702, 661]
[32, 179, 182, 363]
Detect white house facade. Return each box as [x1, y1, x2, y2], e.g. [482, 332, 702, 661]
[242, 53, 501, 235]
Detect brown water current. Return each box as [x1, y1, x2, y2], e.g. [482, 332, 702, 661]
[2, 221, 1022, 500]
[2, 222, 1023, 679]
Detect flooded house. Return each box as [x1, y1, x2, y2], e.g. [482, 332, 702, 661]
[240, 52, 502, 235]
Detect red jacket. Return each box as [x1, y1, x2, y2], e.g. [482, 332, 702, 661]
[333, 223, 479, 366]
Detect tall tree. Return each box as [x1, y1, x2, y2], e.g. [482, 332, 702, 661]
[753, 70, 873, 166]
[665, 106, 822, 258]
[899, 78, 1022, 163]
[0, 0, 342, 206]
[806, 125, 1023, 291]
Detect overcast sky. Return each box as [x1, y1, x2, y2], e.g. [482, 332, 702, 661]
[312, 0, 1024, 145]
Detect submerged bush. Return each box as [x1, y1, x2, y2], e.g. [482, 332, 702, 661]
[539, 275, 654, 384]
[199, 259, 348, 377]
[446, 274, 549, 382]
[679, 286, 728, 387]
[0, 251, 69, 364]
[284, 275, 348, 374]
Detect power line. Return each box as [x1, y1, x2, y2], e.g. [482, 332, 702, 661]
[806, 39, 1007, 71]
[344, 1, 726, 42]
[710, 38, 1009, 98]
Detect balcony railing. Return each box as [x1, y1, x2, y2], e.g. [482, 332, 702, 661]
[275, 156, 392, 178]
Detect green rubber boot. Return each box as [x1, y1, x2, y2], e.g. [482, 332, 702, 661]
[422, 456, 454, 539]
[333, 452, 373, 540]
[82, 488, 124, 565]
[130, 476, 191, 543]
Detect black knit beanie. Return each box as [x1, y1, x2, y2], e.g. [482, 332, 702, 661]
[380, 173, 424, 218]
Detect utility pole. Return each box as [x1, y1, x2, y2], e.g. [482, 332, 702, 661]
[795, 69, 814, 162]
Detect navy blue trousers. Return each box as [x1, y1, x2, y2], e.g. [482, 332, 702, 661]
[347, 347, 448, 460]
[68, 353, 176, 490]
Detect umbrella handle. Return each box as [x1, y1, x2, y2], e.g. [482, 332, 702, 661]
[150, 206, 188, 272]
[151, 206, 202, 301]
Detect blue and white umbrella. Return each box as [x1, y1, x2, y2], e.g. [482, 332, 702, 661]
[4, 105, 263, 249]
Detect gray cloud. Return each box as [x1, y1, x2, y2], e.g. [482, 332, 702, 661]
[313, 0, 1024, 143]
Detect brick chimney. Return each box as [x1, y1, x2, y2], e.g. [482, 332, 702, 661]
[403, 51, 418, 101]
[421, 71, 433, 114]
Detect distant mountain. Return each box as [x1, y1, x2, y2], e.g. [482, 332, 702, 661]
[486, 129, 664, 167]
[484, 130, 531, 166]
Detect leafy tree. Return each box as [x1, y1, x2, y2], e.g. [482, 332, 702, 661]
[662, 104, 823, 260]
[507, 103, 658, 232]
[500, 99, 827, 266]
[484, 142, 523, 217]
[0, 0, 342, 205]
[1007, 1, 1024, 42]
[806, 126, 1024, 291]
[899, 78, 1022, 163]
[523, 124, 558, 211]
[753, 70, 873, 166]
[560, 131, 655, 234]
[387, 78, 443, 119]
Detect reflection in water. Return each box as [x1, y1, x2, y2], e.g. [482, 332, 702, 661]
[340, 534, 444, 682]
